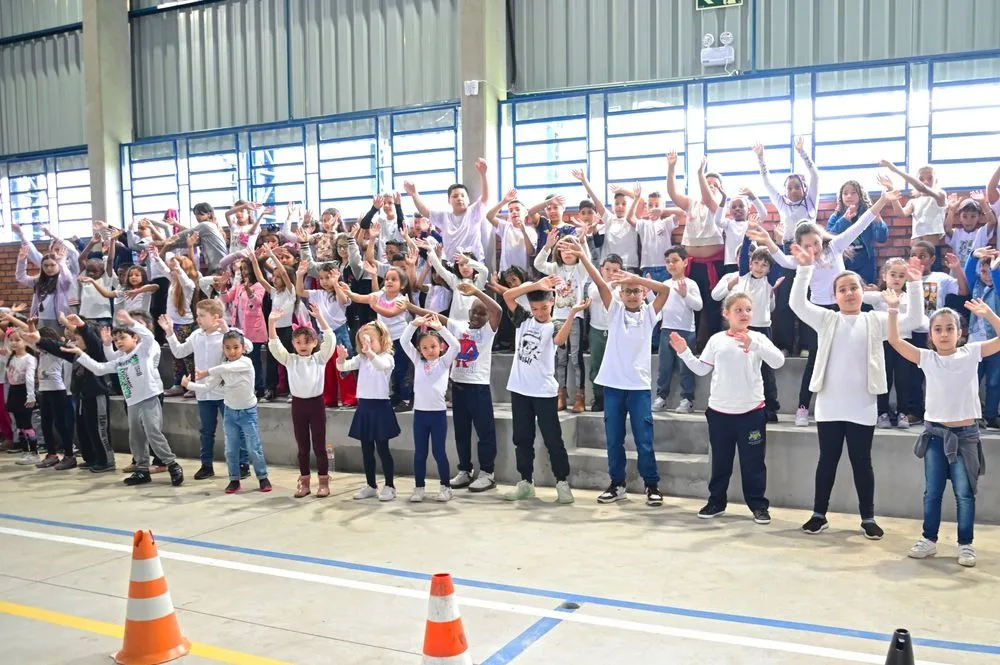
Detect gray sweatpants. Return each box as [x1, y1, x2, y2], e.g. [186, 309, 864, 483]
[128, 396, 176, 470]
[554, 317, 585, 399]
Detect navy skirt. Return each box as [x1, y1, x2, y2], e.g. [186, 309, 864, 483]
[349, 399, 401, 441]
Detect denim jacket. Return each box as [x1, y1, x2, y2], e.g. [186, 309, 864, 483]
[963, 252, 1000, 341]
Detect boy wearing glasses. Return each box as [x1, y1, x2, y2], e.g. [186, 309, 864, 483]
[571, 242, 671, 506]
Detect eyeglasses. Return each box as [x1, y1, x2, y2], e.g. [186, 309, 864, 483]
[622, 287, 643, 295]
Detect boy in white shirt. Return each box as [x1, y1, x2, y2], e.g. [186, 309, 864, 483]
[69, 309, 184, 487]
[502, 275, 587, 504]
[572, 243, 671, 506]
[654, 247, 703, 413]
[486, 189, 537, 273]
[586, 254, 624, 412]
[945, 197, 996, 269]
[405, 158, 491, 262]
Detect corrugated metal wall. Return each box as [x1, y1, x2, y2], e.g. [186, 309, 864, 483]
[511, 0, 1000, 93]
[131, 0, 290, 138]
[0, 0, 81, 38]
[0, 31, 86, 154]
[288, 0, 459, 119]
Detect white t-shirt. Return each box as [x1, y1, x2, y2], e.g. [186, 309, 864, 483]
[372, 290, 411, 340]
[430, 200, 488, 261]
[426, 284, 452, 314]
[920, 343, 983, 423]
[637, 216, 677, 268]
[681, 331, 782, 414]
[340, 353, 394, 400]
[270, 287, 296, 328]
[815, 315, 877, 425]
[449, 320, 496, 385]
[587, 283, 613, 330]
[911, 196, 947, 238]
[947, 225, 990, 268]
[680, 200, 723, 247]
[79, 275, 114, 319]
[917, 273, 959, 332]
[863, 290, 923, 339]
[595, 299, 658, 391]
[711, 273, 774, 327]
[306, 289, 347, 330]
[401, 324, 459, 411]
[716, 210, 750, 266]
[496, 220, 536, 272]
[599, 211, 640, 269]
[507, 317, 558, 398]
[659, 277, 703, 332]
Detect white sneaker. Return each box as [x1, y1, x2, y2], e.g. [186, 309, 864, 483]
[652, 396, 667, 411]
[503, 480, 536, 501]
[795, 407, 809, 427]
[468, 472, 496, 492]
[450, 470, 472, 489]
[876, 413, 892, 429]
[409, 487, 425, 503]
[555, 480, 574, 504]
[378, 485, 397, 501]
[16, 452, 40, 465]
[799, 350, 809, 358]
[435, 486, 453, 502]
[897, 415, 910, 430]
[958, 544, 977, 567]
[675, 398, 694, 414]
[353, 485, 378, 500]
[908, 537, 937, 559]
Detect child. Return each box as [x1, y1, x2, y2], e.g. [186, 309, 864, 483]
[789, 246, 923, 538]
[881, 161, 948, 245]
[252, 246, 297, 400]
[183, 332, 271, 494]
[297, 260, 356, 409]
[534, 233, 590, 412]
[68, 310, 184, 487]
[400, 314, 461, 502]
[404, 158, 490, 262]
[674, 293, 786, 523]
[222, 258, 267, 396]
[486, 189, 536, 274]
[161, 299, 250, 480]
[5, 330, 39, 464]
[587, 254, 624, 412]
[337, 321, 399, 501]
[574, 244, 670, 506]
[151, 244, 199, 398]
[77, 245, 116, 327]
[269, 305, 336, 498]
[712, 247, 783, 421]
[502, 275, 582, 504]
[654, 247, 703, 413]
[714, 192, 762, 276]
[889, 299, 995, 568]
[595, 186, 641, 273]
[30, 328, 75, 469]
[826, 181, 887, 285]
[15, 246, 73, 331]
[964, 249, 1000, 428]
[945, 196, 996, 269]
[420, 240, 489, 323]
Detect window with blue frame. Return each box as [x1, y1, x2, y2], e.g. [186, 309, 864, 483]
[318, 117, 379, 220]
[250, 127, 306, 223]
[391, 107, 459, 212]
[812, 66, 908, 194]
[187, 134, 239, 212]
[128, 141, 180, 218]
[54, 154, 93, 239]
[8, 159, 50, 240]
[508, 95, 589, 203]
[929, 56, 1000, 188]
[605, 86, 686, 192]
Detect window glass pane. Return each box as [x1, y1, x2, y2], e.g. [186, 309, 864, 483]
[132, 194, 179, 215]
[515, 163, 586, 188]
[815, 139, 906, 167]
[393, 130, 454, 154]
[58, 203, 92, 221]
[57, 186, 91, 204]
[393, 108, 455, 132]
[707, 123, 791, 151]
[514, 97, 586, 122]
[706, 149, 789, 175]
[814, 90, 906, 117]
[132, 159, 176, 179]
[319, 138, 375, 161]
[706, 100, 791, 128]
[933, 162, 993, 188]
[58, 221, 95, 239]
[194, 190, 238, 210]
[319, 118, 376, 141]
[56, 169, 89, 188]
[707, 76, 790, 103]
[514, 141, 588, 166]
[391, 172, 456, 195]
[606, 108, 685, 136]
[931, 134, 1000, 161]
[931, 83, 1000, 110]
[251, 146, 305, 167]
[251, 184, 306, 206]
[188, 153, 237, 173]
[319, 158, 376, 180]
[131, 141, 175, 161]
[607, 156, 668, 183]
[607, 132, 683, 159]
[516, 119, 587, 144]
[11, 208, 49, 224]
[9, 174, 46, 194]
[320, 178, 378, 201]
[252, 164, 305, 186]
[132, 176, 179, 197]
[931, 108, 1000, 135]
[394, 150, 458, 175]
[188, 134, 236, 154]
[190, 171, 238, 191]
[10, 191, 49, 208]
[251, 127, 302, 147]
[814, 115, 906, 143]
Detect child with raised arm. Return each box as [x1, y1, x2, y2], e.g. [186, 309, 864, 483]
[880, 161, 948, 246]
[183, 331, 271, 494]
[297, 260, 356, 409]
[673, 293, 786, 523]
[400, 314, 461, 502]
[486, 189, 536, 273]
[502, 276, 583, 505]
[404, 158, 491, 262]
[654, 247, 703, 414]
[574, 242, 670, 506]
[888, 297, 996, 568]
[337, 321, 400, 501]
[586, 254, 624, 412]
[964, 248, 1000, 428]
[66, 309, 184, 487]
[269, 304, 336, 498]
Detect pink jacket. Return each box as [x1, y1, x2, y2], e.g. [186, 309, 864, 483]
[223, 282, 267, 343]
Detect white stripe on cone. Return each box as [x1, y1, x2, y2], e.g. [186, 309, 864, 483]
[426, 594, 462, 623]
[128, 557, 165, 583]
[124, 592, 176, 622]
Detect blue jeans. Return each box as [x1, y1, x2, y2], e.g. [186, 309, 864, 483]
[391, 339, 413, 403]
[922, 429, 976, 545]
[656, 328, 696, 401]
[223, 406, 268, 481]
[642, 266, 669, 352]
[413, 409, 450, 488]
[980, 353, 1000, 419]
[604, 387, 659, 487]
[198, 399, 247, 467]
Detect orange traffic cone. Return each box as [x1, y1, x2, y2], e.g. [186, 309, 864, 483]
[112, 530, 191, 665]
[423, 573, 472, 664]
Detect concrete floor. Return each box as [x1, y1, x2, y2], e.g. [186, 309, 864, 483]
[1, 454, 998, 665]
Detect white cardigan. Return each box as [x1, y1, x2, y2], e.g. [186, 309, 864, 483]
[790, 264, 922, 395]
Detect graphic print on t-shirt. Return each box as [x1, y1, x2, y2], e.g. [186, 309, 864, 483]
[455, 332, 480, 368]
[922, 281, 939, 317]
[116, 354, 142, 400]
[517, 327, 542, 365]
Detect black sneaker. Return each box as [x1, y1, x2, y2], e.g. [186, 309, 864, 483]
[801, 515, 829, 534]
[259, 478, 272, 492]
[985, 417, 1000, 429]
[89, 464, 116, 473]
[590, 397, 604, 412]
[906, 414, 924, 426]
[263, 390, 275, 401]
[35, 455, 60, 469]
[240, 464, 250, 479]
[225, 480, 241, 494]
[752, 507, 771, 524]
[124, 470, 152, 486]
[168, 462, 184, 487]
[861, 521, 884, 540]
[393, 401, 413, 413]
[698, 502, 726, 518]
[766, 410, 779, 423]
[54, 456, 77, 471]
[645, 486, 663, 507]
[597, 483, 627, 504]
[194, 465, 215, 480]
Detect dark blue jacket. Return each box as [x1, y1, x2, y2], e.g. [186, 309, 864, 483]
[826, 206, 888, 284]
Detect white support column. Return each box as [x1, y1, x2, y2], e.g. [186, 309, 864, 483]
[82, 0, 133, 227]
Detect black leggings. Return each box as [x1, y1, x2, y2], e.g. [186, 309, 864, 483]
[814, 421, 876, 519]
[39, 391, 75, 456]
[266, 327, 293, 392]
[7, 384, 35, 431]
[361, 439, 394, 488]
[798, 303, 839, 409]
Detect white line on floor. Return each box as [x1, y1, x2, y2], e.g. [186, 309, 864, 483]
[0, 526, 949, 665]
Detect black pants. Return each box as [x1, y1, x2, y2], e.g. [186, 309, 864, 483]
[798, 303, 838, 409]
[510, 391, 569, 482]
[705, 407, 768, 510]
[150, 276, 171, 344]
[877, 340, 910, 416]
[77, 394, 114, 467]
[814, 421, 876, 519]
[772, 265, 797, 353]
[452, 382, 497, 474]
[687, 260, 723, 349]
[39, 391, 75, 457]
[901, 331, 927, 416]
[7, 384, 34, 431]
[749, 325, 780, 413]
[361, 439, 394, 488]
[266, 326, 294, 392]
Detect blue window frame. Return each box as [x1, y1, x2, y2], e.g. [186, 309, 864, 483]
[0, 150, 90, 241]
[604, 86, 686, 192]
[390, 107, 459, 213]
[187, 133, 239, 212]
[318, 117, 379, 220]
[8, 159, 50, 240]
[250, 127, 306, 224]
[126, 140, 180, 219]
[54, 153, 93, 239]
[509, 95, 590, 203]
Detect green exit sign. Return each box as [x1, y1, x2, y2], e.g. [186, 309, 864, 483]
[697, 0, 743, 9]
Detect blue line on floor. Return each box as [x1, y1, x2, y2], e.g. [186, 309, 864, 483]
[1, 513, 997, 656]
[481, 601, 579, 665]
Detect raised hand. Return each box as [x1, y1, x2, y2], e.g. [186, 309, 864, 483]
[944, 253, 960, 271]
[99, 327, 112, 346]
[570, 168, 586, 182]
[882, 289, 901, 308]
[668, 331, 688, 355]
[268, 308, 284, 321]
[879, 159, 901, 173]
[77, 275, 94, 284]
[402, 180, 416, 196]
[790, 244, 816, 266]
[905, 257, 924, 282]
[456, 282, 478, 296]
[335, 344, 348, 360]
[362, 260, 378, 276]
[503, 188, 518, 203]
[393, 191, 402, 205]
[425, 313, 444, 330]
[675, 280, 688, 298]
[947, 193, 962, 210]
[64, 313, 85, 329]
[60, 345, 83, 356]
[731, 331, 753, 353]
[157, 314, 173, 333]
[751, 142, 764, 159]
[666, 150, 678, 167]
[965, 299, 992, 319]
[571, 297, 592, 314]
[794, 136, 806, 153]
[771, 276, 786, 292]
[536, 275, 560, 292]
[474, 158, 488, 175]
[297, 259, 310, 277]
